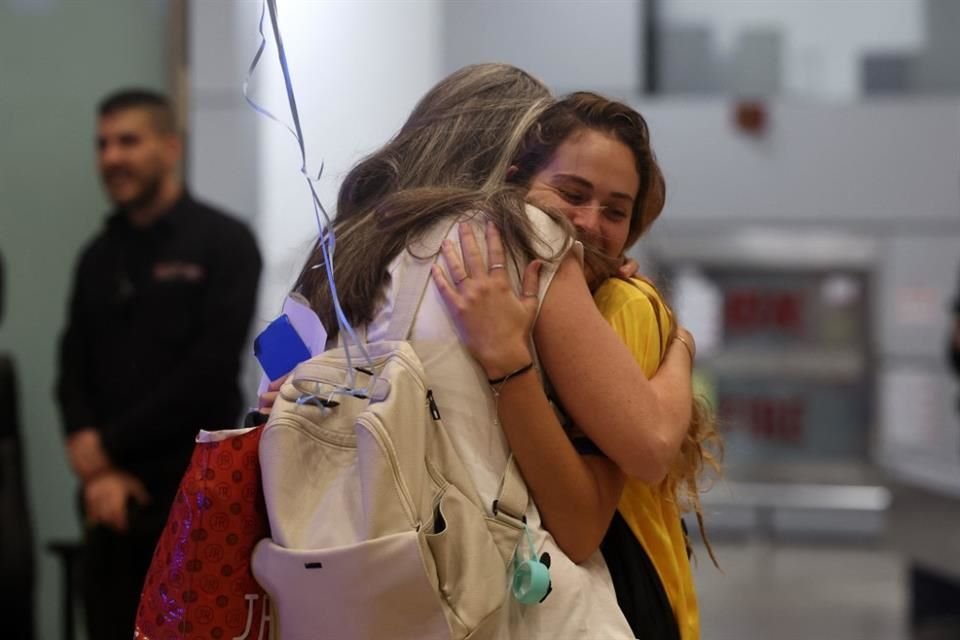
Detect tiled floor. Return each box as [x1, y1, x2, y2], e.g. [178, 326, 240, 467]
[692, 541, 909, 640]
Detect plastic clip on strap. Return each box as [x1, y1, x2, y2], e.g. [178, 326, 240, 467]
[511, 524, 551, 605]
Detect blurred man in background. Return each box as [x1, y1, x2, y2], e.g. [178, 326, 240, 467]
[56, 89, 261, 639]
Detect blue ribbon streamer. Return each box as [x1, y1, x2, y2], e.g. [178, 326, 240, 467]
[243, 0, 373, 391]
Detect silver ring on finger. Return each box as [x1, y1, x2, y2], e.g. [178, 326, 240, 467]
[489, 263, 505, 272]
[522, 291, 538, 298]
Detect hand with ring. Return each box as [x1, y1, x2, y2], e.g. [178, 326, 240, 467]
[431, 220, 542, 379]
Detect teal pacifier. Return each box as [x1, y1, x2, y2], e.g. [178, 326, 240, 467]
[511, 524, 552, 604]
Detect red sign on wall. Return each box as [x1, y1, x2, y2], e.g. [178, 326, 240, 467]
[719, 395, 806, 445]
[724, 289, 805, 335]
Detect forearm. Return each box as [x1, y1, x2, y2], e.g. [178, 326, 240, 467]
[643, 338, 694, 481]
[537, 256, 691, 482]
[493, 370, 624, 563]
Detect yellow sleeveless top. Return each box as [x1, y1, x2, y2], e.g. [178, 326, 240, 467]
[594, 277, 700, 640]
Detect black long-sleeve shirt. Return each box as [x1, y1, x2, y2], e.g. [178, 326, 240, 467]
[56, 193, 261, 498]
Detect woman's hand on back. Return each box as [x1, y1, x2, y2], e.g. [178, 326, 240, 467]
[431, 221, 542, 380]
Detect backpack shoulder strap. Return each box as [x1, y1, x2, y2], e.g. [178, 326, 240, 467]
[383, 218, 532, 528]
[385, 219, 458, 342]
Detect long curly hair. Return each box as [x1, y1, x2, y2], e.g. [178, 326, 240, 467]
[511, 91, 724, 566]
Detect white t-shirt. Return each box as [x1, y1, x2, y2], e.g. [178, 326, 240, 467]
[366, 205, 634, 639]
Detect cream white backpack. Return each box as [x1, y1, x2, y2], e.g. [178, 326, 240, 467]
[252, 226, 530, 640]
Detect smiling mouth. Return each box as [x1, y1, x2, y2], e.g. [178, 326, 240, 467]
[105, 173, 136, 185]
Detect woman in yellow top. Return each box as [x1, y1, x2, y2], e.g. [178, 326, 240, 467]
[434, 92, 721, 639]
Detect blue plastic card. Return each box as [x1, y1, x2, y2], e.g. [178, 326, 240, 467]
[254, 314, 312, 381]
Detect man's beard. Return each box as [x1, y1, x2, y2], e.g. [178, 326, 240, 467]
[104, 168, 164, 211]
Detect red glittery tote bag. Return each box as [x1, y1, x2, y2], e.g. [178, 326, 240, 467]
[134, 426, 274, 640]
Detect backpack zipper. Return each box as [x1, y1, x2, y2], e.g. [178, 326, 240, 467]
[426, 389, 441, 420]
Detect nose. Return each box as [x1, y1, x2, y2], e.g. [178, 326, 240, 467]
[571, 202, 602, 238]
[99, 142, 119, 166]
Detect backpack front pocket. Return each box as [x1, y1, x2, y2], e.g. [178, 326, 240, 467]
[252, 532, 452, 640]
[424, 484, 515, 634]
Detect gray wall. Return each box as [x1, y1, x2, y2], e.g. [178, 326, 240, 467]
[0, 1, 169, 637]
[442, 0, 642, 96]
[659, 0, 924, 100]
[188, 0, 266, 404]
[915, 0, 960, 93]
[636, 99, 960, 222]
[187, 0, 261, 225]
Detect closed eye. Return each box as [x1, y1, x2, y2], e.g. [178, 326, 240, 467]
[555, 187, 588, 205]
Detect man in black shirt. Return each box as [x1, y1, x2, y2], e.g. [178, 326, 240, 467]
[56, 89, 261, 640]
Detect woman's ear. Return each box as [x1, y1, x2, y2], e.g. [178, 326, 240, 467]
[506, 165, 519, 182]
